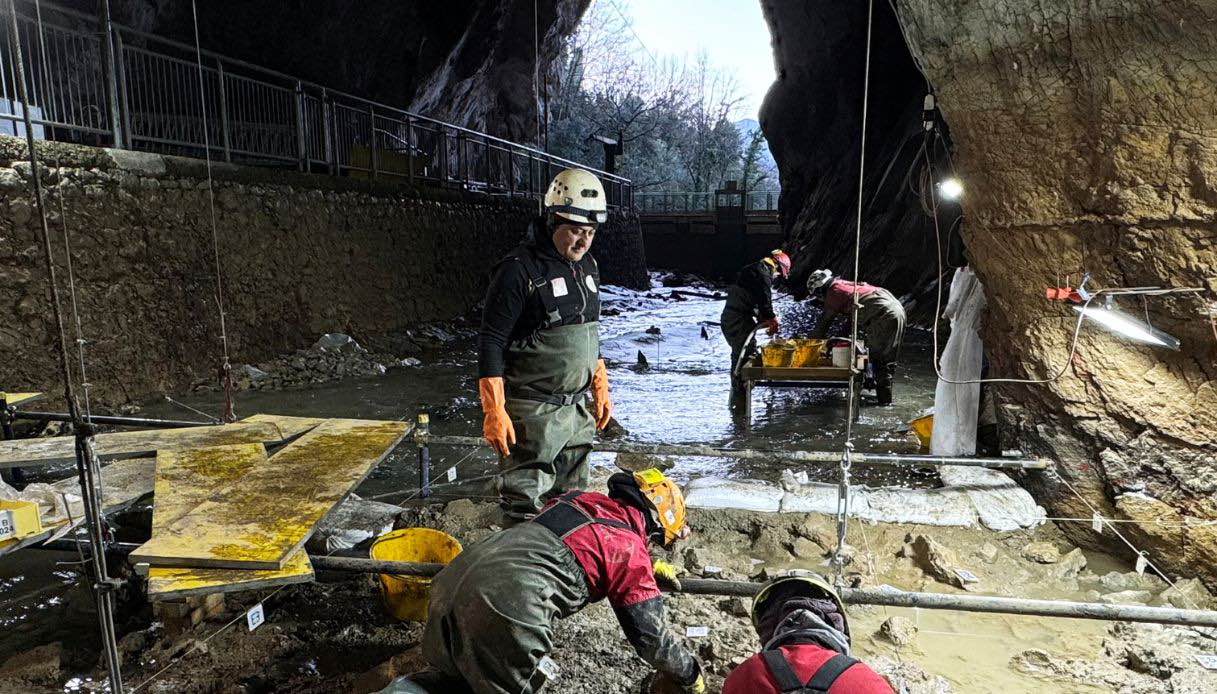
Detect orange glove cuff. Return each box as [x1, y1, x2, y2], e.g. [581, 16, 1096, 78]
[592, 359, 610, 400]
[479, 376, 508, 412]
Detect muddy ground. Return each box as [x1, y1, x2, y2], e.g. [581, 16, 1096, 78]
[3, 473, 1216, 693]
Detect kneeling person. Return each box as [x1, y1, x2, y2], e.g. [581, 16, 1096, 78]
[417, 469, 704, 694]
[724, 575, 893, 693]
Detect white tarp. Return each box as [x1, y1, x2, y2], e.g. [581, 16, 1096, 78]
[931, 267, 986, 456]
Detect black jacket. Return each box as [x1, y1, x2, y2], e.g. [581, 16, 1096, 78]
[723, 259, 776, 322]
[478, 222, 601, 378]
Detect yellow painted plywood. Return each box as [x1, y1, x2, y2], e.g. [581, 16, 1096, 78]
[146, 442, 314, 598]
[0, 421, 292, 469]
[240, 414, 327, 441]
[131, 418, 409, 570]
[0, 392, 44, 406]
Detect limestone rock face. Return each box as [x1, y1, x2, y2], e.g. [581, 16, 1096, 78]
[886, 1, 1217, 586]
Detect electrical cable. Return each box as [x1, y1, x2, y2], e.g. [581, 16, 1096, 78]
[188, 0, 236, 423]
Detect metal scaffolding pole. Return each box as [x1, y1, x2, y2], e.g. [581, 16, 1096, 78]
[305, 556, 1217, 629]
[424, 435, 1050, 471]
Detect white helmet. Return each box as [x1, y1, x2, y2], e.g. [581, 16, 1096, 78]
[544, 168, 608, 225]
[807, 269, 834, 293]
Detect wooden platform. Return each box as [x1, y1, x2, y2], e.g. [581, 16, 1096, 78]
[0, 421, 297, 469]
[144, 442, 315, 599]
[131, 418, 410, 570]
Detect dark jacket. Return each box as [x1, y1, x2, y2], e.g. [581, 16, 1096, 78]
[723, 259, 776, 322]
[478, 221, 601, 378]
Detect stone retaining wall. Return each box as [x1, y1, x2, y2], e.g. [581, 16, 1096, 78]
[0, 136, 646, 404]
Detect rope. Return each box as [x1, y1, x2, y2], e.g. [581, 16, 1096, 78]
[188, 0, 235, 423]
[834, 0, 876, 587]
[51, 158, 92, 421]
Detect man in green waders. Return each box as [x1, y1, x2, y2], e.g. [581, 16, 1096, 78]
[477, 168, 614, 524]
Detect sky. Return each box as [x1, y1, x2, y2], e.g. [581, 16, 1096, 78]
[614, 0, 776, 119]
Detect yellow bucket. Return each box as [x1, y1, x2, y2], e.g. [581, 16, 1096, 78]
[761, 341, 795, 367]
[791, 339, 829, 367]
[910, 414, 934, 450]
[369, 528, 462, 621]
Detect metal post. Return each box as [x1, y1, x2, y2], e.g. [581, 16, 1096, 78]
[368, 104, 377, 180]
[113, 30, 131, 148]
[405, 115, 415, 185]
[98, 0, 123, 147]
[216, 58, 231, 162]
[321, 89, 334, 175]
[0, 395, 24, 488]
[293, 80, 306, 171]
[74, 427, 125, 692]
[416, 413, 431, 499]
[439, 126, 449, 182]
[508, 147, 515, 197]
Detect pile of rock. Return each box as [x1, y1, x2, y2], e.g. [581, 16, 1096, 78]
[224, 333, 420, 391]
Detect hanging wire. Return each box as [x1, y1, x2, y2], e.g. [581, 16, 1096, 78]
[51, 157, 92, 421]
[188, 0, 236, 423]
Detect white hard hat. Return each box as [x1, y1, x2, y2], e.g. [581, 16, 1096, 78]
[807, 269, 834, 292]
[544, 168, 608, 225]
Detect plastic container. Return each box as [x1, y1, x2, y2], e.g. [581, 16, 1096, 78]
[830, 345, 852, 368]
[0, 499, 42, 542]
[761, 342, 795, 368]
[910, 414, 935, 451]
[791, 339, 828, 367]
[369, 527, 462, 621]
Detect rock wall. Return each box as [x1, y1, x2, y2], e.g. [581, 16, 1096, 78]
[0, 136, 645, 404]
[886, 1, 1217, 585]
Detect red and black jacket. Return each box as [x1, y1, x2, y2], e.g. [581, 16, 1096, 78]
[532, 490, 700, 686]
[724, 642, 894, 693]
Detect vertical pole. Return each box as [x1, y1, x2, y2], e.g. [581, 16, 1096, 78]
[0, 395, 23, 488]
[405, 115, 415, 185]
[293, 80, 306, 171]
[216, 58, 230, 162]
[321, 89, 334, 175]
[368, 104, 378, 180]
[416, 413, 431, 499]
[113, 31, 131, 148]
[438, 126, 449, 183]
[98, 0, 122, 147]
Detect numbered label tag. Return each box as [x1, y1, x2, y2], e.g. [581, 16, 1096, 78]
[955, 568, 980, 584]
[702, 565, 723, 575]
[246, 602, 265, 632]
[1135, 553, 1148, 576]
[550, 277, 569, 298]
[1194, 654, 1217, 670]
[685, 626, 709, 638]
[537, 656, 561, 680]
[0, 510, 14, 541]
[1091, 513, 1103, 533]
[446, 466, 457, 483]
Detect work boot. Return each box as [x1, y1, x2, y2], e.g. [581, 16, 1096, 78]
[875, 383, 893, 406]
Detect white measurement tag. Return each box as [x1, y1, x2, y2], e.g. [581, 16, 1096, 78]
[0, 510, 14, 541]
[749, 558, 765, 566]
[686, 626, 709, 638]
[702, 565, 723, 575]
[536, 656, 561, 680]
[446, 466, 457, 482]
[1135, 553, 1148, 576]
[1091, 513, 1103, 533]
[246, 602, 265, 632]
[1193, 654, 1217, 670]
[954, 568, 979, 584]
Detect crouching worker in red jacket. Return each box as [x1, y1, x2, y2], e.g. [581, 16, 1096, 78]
[388, 469, 704, 694]
[724, 574, 894, 694]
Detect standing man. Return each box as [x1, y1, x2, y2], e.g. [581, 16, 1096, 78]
[402, 469, 704, 694]
[478, 168, 614, 524]
[807, 269, 906, 406]
[721, 249, 791, 407]
[724, 574, 894, 693]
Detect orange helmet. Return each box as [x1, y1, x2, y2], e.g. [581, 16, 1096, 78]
[632, 468, 689, 546]
[764, 249, 791, 278]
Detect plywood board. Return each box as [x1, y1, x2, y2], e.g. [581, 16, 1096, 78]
[131, 418, 409, 570]
[0, 421, 292, 469]
[240, 414, 327, 441]
[145, 442, 314, 598]
[0, 456, 156, 558]
[1, 392, 44, 406]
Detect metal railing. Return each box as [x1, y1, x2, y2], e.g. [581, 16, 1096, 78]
[0, 0, 631, 207]
[635, 190, 779, 214]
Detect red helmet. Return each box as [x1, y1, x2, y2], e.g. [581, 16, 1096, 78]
[770, 250, 791, 278]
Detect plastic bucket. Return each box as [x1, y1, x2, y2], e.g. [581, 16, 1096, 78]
[761, 343, 794, 367]
[369, 528, 462, 621]
[791, 339, 828, 367]
[910, 414, 934, 450]
[830, 345, 852, 368]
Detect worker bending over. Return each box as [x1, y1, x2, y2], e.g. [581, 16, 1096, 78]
[404, 469, 704, 694]
[721, 249, 791, 407]
[477, 168, 614, 523]
[725, 575, 894, 693]
[806, 270, 906, 406]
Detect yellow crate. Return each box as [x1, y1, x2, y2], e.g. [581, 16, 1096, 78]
[791, 339, 829, 367]
[910, 414, 934, 450]
[0, 499, 43, 541]
[761, 343, 795, 368]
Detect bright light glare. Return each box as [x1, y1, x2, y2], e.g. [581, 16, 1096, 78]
[1073, 304, 1180, 350]
[938, 178, 964, 201]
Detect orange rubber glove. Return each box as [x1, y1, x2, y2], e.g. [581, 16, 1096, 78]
[479, 377, 516, 457]
[761, 316, 780, 336]
[592, 358, 613, 430]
